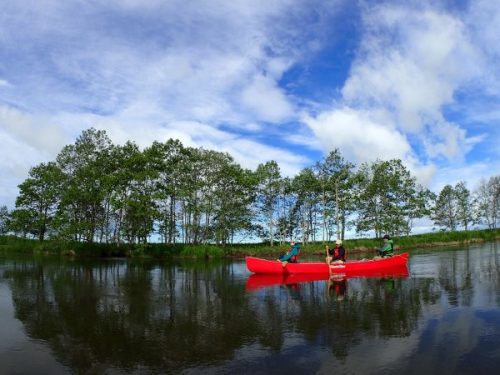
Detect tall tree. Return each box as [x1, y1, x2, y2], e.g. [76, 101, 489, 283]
[15, 162, 64, 240]
[56, 128, 113, 242]
[106, 142, 140, 243]
[255, 161, 281, 246]
[292, 167, 320, 244]
[454, 181, 473, 231]
[315, 149, 355, 241]
[146, 139, 188, 245]
[474, 176, 500, 229]
[211, 161, 256, 246]
[274, 177, 297, 245]
[432, 184, 457, 231]
[355, 159, 426, 237]
[121, 146, 157, 244]
[0, 205, 9, 235]
[315, 159, 332, 242]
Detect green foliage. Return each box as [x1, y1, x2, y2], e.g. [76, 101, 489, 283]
[179, 245, 225, 257]
[455, 181, 473, 230]
[314, 149, 356, 242]
[55, 128, 114, 242]
[292, 167, 318, 243]
[394, 228, 500, 247]
[254, 160, 282, 245]
[433, 184, 457, 230]
[6, 127, 498, 251]
[355, 159, 432, 238]
[0, 235, 36, 253]
[432, 182, 475, 231]
[473, 176, 499, 229]
[13, 162, 64, 240]
[0, 205, 9, 235]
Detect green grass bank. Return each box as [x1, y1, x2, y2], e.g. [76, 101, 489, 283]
[0, 228, 499, 259]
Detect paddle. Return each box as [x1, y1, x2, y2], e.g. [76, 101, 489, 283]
[327, 244, 347, 275]
[325, 245, 331, 275]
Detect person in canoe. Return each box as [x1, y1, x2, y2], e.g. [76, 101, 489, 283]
[376, 234, 394, 258]
[326, 239, 346, 265]
[278, 241, 301, 267]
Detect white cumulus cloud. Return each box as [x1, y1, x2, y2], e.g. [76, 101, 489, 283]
[303, 2, 498, 188]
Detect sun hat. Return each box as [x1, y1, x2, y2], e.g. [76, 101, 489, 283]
[336, 239, 342, 245]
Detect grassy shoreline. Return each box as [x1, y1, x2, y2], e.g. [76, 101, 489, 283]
[0, 228, 499, 259]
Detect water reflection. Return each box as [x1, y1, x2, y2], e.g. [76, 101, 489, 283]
[0, 242, 499, 374]
[1, 258, 254, 373]
[245, 266, 409, 291]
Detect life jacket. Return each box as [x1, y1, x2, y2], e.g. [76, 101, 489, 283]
[330, 246, 346, 261]
[289, 245, 300, 263]
[384, 240, 394, 256]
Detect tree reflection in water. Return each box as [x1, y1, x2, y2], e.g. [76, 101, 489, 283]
[1, 242, 499, 374]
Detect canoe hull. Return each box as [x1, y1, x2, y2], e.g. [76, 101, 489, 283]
[246, 253, 409, 275]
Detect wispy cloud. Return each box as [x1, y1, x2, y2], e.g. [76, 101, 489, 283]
[0, 0, 339, 205]
[0, 0, 328, 123]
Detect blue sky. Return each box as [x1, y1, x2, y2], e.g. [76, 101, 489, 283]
[1, 0, 499, 209]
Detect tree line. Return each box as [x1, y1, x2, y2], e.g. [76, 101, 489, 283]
[0, 128, 498, 245]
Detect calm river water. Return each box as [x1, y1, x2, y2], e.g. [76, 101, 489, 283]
[1, 242, 499, 374]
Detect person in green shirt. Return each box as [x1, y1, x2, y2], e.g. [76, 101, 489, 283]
[377, 234, 394, 257]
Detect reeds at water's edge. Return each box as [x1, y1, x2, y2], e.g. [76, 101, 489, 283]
[0, 228, 498, 258]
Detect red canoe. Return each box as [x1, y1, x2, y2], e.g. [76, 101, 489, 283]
[246, 252, 409, 275]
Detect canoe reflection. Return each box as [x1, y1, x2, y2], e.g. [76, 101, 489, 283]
[246, 265, 409, 291]
[327, 277, 347, 300]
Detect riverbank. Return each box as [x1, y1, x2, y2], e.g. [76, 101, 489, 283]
[1, 228, 499, 258]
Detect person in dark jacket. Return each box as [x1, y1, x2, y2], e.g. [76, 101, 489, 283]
[326, 239, 346, 265]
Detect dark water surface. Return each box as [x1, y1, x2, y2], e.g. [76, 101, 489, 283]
[1, 242, 499, 374]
